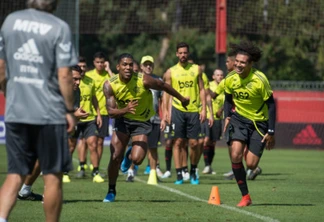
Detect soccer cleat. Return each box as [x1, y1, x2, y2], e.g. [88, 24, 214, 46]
[103, 193, 116, 203]
[161, 171, 171, 178]
[93, 174, 105, 183]
[120, 146, 132, 173]
[202, 165, 212, 174]
[224, 170, 234, 180]
[190, 177, 200, 185]
[62, 175, 71, 183]
[126, 169, 134, 182]
[247, 167, 262, 180]
[76, 170, 85, 179]
[156, 168, 164, 178]
[182, 172, 190, 181]
[144, 165, 150, 175]
[237, 194, 252, 207]
[17, 191, 43, 201]
[174, 179, 183, 185]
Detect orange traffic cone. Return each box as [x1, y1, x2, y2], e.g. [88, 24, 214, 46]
[208, 186, 221, 205]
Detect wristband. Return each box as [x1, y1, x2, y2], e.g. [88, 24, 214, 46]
[66, 108, 75, 113]
[268, 129, 275, 135]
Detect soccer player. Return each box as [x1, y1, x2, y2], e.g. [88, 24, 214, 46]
[202, 69, 224, 174]
[162, 42, 206, 185]
[0, 0, 77, 221]
[102, 53, 189, 202]
[223, 41, 276, 207]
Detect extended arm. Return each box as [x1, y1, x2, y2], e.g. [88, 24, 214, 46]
[103, 80, 137, 118]
[92, 95, 102, 128]
[198, 73, 206, 122]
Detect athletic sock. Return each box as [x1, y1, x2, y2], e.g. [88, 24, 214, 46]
[165, 146, 172, 171]
[108, 184, 116, 195]
[190, 164, 197, 179]
[19, 184, 32, 196]
[176, 168, 183, 180]
[232, 162, 249, 196]
[203, 146, 210, 166]
[182, 166, 188, 174]
[92, 167, 99, 176]
[208, 145, 215, 165]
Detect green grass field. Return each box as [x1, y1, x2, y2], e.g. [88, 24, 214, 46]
[0, 144, 323, 222]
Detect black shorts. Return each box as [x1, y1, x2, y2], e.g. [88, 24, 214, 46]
[171, 106, 200, 139]
[163, 123, 173, 140]
[98, 115, 109, 138]
[5, 123, 73, 175]
[71, 120, 98, 139]
[198, 121, 206, 139]
[225, 113, 268, 157]
[147, 123, 161, 148]
[205, 119, 222, 142]
[114, 117, 152, 137]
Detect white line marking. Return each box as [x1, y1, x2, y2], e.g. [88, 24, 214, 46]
[72, 157, 279, 222]
[135, 177, 280, 222]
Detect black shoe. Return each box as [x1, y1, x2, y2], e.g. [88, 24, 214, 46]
[17, 191, 43, 201]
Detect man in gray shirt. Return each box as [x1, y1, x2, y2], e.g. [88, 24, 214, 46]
[0, 0, 77, 221]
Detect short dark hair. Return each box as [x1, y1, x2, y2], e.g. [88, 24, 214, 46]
[93, 52, 106, 60]
[117, 53, 134, 64]
[78, 56, 86, 63]
[71, 65, 82, 74]
[229, 41, 262, 63]
[176, 42, 190, 51]
[227, 50, 236, 58]
[26, 0, 58, 13]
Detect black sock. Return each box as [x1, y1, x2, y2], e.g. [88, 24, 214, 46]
[203, 146, 210, 166]
[165, 146, 172, 171]
[92, 167, 99, 176]
[232, 162, 249, 196]
[190, 164, 197, 179]
[156, 163, 160, 169]
[182, 166, 188, 173]
[176, 168, 183, 180]
[108, 184, 116, 195]
[208, 146, 215, 165]
[64, 172, 69, 175]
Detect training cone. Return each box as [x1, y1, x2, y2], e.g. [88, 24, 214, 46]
[147, 169, 158, 185]
[208, 186, 221, 205]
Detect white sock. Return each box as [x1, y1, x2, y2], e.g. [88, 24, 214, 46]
[0, 217, 8, 222]
[19, 184, 32, 197]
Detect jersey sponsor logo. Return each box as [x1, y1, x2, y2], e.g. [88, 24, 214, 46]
[178, 80, 194, 89]
[13, 19, 52, 35]
[20, 65, 38, 74]
[233, 91, 249, 99]
[13, 39, 43, 63]
[293, 125, 322, 145]
[13, 76, 44, 88]
[59, 42, 72, 52]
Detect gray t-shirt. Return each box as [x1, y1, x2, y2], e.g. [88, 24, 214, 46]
[0, 9, 77, 124]
[149, 74, 163, 124]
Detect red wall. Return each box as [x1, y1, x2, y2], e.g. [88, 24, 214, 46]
[273, 91, 324, 123]
[0, 92, 4, 115]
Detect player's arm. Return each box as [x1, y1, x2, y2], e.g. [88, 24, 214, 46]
[103, 80, 137, 118]
[105, 61, 115, 77]
[0, 59, 6, 96]
[198, 72, 206, 123]
[144, 72, 189, 110]
[161, 69, 172, 123]
[91, 95, 102, 128]
[262, 94, 276, 149]
[209, 88, 218, 99]
[206, 88, 214, 127]
[223, 92, 233, 133]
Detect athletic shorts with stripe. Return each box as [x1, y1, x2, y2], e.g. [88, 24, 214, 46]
[5, 123, 73, 175]
[114, 117, 152, 137]
[171, 106, 200, 139]
[225, 112, 268, 158]
[205, 119, 222, 142]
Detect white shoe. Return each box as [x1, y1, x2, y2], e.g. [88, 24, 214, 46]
[195, 168, 200, 179]
[223, 170, 234, 177]
[126, 169, 134, 182]
[156, 168, 164, 178]
[182, 172, 190, 181]
[161, 171, 171, 178]
[202, 166, 212, 174]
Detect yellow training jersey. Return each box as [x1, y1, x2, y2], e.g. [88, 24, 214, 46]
[79, 75, 96, 122]
[86, 69, 110, 115]
[215, 78, 225, 95]
[224, 68, 272, 122]
[170, 63, 200, 112]
[209, 81, 224, 120]
[109, 73, 155, 121]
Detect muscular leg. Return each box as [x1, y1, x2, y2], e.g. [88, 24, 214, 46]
[97, 137, 104, 165]
[42, 173, 63, 222]
[0, 174, 25, 220]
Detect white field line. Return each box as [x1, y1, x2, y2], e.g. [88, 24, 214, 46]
[135, 177, 280, 222]
[72, 158, 279, 222]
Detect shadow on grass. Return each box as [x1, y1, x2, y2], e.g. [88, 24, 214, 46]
[253, 203, 315, 206]
[63, 199, 178, 204]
